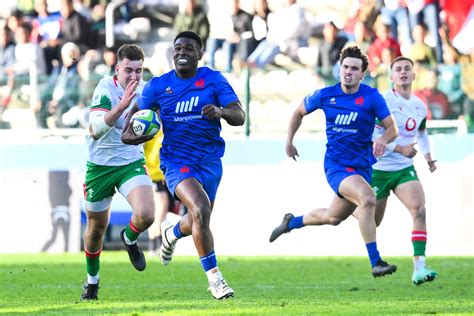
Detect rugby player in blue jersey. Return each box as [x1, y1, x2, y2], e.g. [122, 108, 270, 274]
[269, 45, 399, 277]
[122, 31, 245, 299]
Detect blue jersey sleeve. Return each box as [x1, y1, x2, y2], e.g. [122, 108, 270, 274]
[138, 78, 158, 110]
[373, 89, 391, 121]
[303, 89, 322, 113]
[214, 72, 239, 108]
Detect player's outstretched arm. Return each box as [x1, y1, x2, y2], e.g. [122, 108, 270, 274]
[202, 101, 245, 126]
[286, 101, 307, 161]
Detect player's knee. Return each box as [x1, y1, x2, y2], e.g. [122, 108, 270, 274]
[328, 217, 343, 226]
[189, 204, 211, 228]
[87, 221, 107, 238]
[412, 205, 426, 221]
[136, 207, 155, 227]
[360, 195, 376, 211]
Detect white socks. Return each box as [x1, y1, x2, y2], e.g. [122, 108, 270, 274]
[87, 273, 99, 284]
[165, 226, 178, 243]
[206, 268, 222, 283]
[414, 256, 426, 270]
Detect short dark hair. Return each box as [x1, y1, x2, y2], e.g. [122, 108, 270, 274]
[174, 31, 203, 50]
[390, 56, 414, 69]
[339, 45, 369, 72]
[117, 44, 144, 62]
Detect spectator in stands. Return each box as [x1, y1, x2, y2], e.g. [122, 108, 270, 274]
[350, 20, 373, 54]
[0, 26, 15, 117]
[380, 0, 412, 47]
[247, 0, 308, 69]
[407, 22, 436, 66]
[73, 0, 92, 21]
[6, 10, 24, 35]
[0, 26, 15, 86]
[251, 0, 271, 46]
[230, 0, 256, 72]
[11, 22, 47, 81]
[437, 45, 463, 117]
[315, 21, 348, 83]
[344, 0, 382, 38]
[59, 0, 92, 53]
[94, 47, 117, 78]
[2, 23, 46, 110]
[31, 0, 62, 75]
[36, 42, 81, 128]
[206, 0, 235, 72]
[173, 0, 210, 49]
[414, 68, 450, 119]
[88, 2, 106, 48]
[406, 0, 443, 63]
[373, 47, 397, 93]
[460, 48, 474, 126]
[368, 21, 401, 74]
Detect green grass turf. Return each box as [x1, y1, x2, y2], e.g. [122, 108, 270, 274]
[0, 254, 473, 315]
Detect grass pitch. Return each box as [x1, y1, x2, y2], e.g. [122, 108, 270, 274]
[0, 254, 473, 315]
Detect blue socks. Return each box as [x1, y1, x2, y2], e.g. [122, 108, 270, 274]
[366, 242, 381, 267]
[288, 216, 305, 231]
[200, 250, 217, 272]
[173, 222, 185, 239]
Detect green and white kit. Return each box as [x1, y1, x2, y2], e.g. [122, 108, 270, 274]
[84, 76, 151, 212]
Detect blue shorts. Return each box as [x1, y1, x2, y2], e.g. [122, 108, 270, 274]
[161, 159, 223, 201]
[324, 159, 372, 198]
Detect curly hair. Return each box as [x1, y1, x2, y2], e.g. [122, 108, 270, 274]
[339, 45, 369, 72]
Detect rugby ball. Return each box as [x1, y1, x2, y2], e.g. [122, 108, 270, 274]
[131, 110, 160, 136]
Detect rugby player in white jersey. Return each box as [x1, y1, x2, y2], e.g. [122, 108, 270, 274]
[361, 56, 438, 285]
[81, 44, 155, 300]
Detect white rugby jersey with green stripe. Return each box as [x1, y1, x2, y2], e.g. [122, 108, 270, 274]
[372, 89, 428, 172]
[87, 76, 146, 166]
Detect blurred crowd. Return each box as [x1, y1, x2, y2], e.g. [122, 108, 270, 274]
[0, 0, 473, 129]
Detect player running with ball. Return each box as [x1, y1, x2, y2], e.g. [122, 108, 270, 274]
[122, 31, 245, 300]
[81, 44, 155, 300]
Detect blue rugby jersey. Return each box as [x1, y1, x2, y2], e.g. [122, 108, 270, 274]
[138, 67, 239, 164]
[304, 83, 391, 168]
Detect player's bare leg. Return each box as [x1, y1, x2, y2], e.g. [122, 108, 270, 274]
[121, 185, 155, 271]
[81, 209, 110, 300]
[270, 192, 355, 242]
[340, 175, 397, 277]
[160, 178, 233, 299]
[395, 181, 437, 285]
